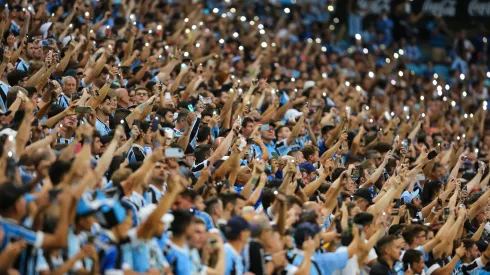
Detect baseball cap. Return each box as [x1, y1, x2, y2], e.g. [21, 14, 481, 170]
[293, 222, 321, 248]
[138, 204, 174, 225]
[284, 109, 303, 122]
[353, 212, 374, 226]
[303, 80, 315, 90]
[299, 162, 316, 173]
[222, 215, 251, 240]
[353, 188, 374, 205]
[0, 181, 32, 209]
[401, 189, 420, 203]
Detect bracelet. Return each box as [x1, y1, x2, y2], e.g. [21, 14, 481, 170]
[82, 137, 93, 145]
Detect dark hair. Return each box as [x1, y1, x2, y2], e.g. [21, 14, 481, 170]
[241, 117, 253, 128]
[49, 159, 72, 186]
[139, 121, 150, 134]
[421, 181, 442, 206]
[375, 235, 398, 256]
[302, 145, 318, 161]
[219, 193, 245, 209]
[197, 126, 211, 142]
[402, 225, 426, 245]
[402, 249, 423, 271]
[204, 198, 220, 215]
[180, 189, 198, 201]
[169, 209, 193, 237]
[194, 144, 212, 164]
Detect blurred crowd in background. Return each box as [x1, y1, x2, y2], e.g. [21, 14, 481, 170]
[1, 0, 490, 275]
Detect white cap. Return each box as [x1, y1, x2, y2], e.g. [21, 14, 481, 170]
[40, 22, 53, 39]
[138, 204, 174, 225]
[303, 80, 315, 90]
[284, 109, 303, 122]
[0, 128, 17, 138]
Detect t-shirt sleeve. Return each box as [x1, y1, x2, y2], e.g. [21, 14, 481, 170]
[316, 251, 349, 273]
[367, 247, 377, 262]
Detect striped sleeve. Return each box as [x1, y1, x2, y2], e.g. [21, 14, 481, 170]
[459, 257, 485, 275]
[1, 222, 44, 248]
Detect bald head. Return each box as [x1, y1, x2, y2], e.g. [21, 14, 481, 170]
[116, 88, 130, 108]
[212, 137, 225, 150]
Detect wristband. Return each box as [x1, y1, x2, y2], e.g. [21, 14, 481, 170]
[82, 137, 93, 145]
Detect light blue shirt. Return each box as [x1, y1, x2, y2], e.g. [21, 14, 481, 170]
[161, 239, 193, 275]
[224, 243, 245, 275]
[291, 249, 349, 275]
[56, 93, 70, 108]
[95, 117, 111, 136]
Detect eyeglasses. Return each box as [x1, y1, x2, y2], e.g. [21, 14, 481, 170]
[136, 93, 148, 97]
[416, 234, 426, 238]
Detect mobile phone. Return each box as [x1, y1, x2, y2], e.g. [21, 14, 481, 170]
[295, 178, 301, 193]
[392, 198, 400, 216]
[401, 198, 405, 205]
[151, 116, 161, 132]
[208, 237, 218, 249]
[351, 169, 360, 179]
[187, 104, 194, 112]
[393, 198, 401, 209]
[443, 207, 450, 220]
[337, 195, 343, 208]
[87, 235, 95, 244]
[401, 139, 409, 151]
[75, 106, 91, 114]
[133, 120, 141, 129]
[165, 92, 171, 101]
[428, 150, 438, 160]
[71, 92, 83, 102]
[165, 147, 184, 158]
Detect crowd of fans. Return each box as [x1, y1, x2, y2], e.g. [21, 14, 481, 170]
[1, 0, 490, 274]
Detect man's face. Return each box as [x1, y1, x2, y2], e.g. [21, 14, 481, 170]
[92, 137, 102, 155]
[294, 151, 306, 163]
[62, 114, 78, 129]
[201, 115, 211, 125]
[309, 150, 319, 163]
[151, 161, 167, 183]
[26, 43, 35, 58]
[142, 127, 153, 144]
[413, 230, 426, 246]
[388, 238, 403, 261]
[261, 127, 275, 141]
[242, 122, 254, 137]
[233, 199, 245, 216]
[164, 111, 174, 124]
[116, 89, 130, 107]
[355, 197, 369, 211]
[129, 90, 136, 104]
[32, 42, 42, 60]
[191, 223, 207, 249]
[135, 89, 149, 104]
[412, 197, 422, 209]
[100, 98, 113, 116]
[413, 255, 425, 274]
[220, 92, 230, 104]
[63, 78, 77, 95]
[467, 244, 481, 261]
[278, 127, 291, 140]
